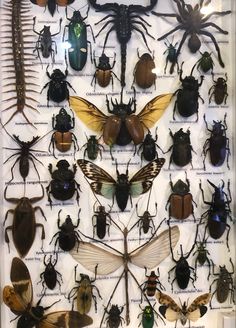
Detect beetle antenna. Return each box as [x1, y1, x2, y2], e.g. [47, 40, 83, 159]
[207, 179, 217, 190]
[126, 159, 131, 175]
[120, 87, 124, 103]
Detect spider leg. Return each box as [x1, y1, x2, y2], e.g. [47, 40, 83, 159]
[157, 24, 184, 41]
[198, 30, 225, 67]
[201, 10, 231, 23]
[200, 22, 229, 35]
[170, 30, 188, 73]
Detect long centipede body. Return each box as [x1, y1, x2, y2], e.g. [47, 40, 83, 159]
[1, 0, 39, 126]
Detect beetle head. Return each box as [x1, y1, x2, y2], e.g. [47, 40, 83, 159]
[72, 10, 83, 22]
[173, 179, 189, 194]
[109, 304, 123, 315]
[51, 69, 66, 80]
[65, 215, 73, 225]
[212, 120, 225, 135]
[110, 88, 136, 117]
[173, 128, 191, 143]
[216, 77, 227, 86]
[140, 53, 153, 61]
[56, 159, 70, 170]
[99, 53, 110, 65]
[182, 75, 198, 90]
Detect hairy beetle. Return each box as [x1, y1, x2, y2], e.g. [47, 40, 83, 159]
[163, 39, 178, 74]
[105, 304, 124, 328]
[92, 203, 111, 239]
[209, 73, 228, 105]
[137, 129, 163, 162]
[91, 52, 119, 90]
[38, 254, 63, 291]
[192, 236, 212, 280]
[165, 128, 196, 168]
[173, 62, 204, 121]
[49, 107, 79, 158]
[166, 172, 197, 221]
[202, 113, 230, 170]
[46, 160, 81, 207]
[3, 184, 46, 258]
[63, 6, 95, 71]
[209, 258, 235, 308]
[50, 209, 81, 251]
[141, 267, 165, 298]
[41, 65, 75, 106]
[33, 17, 62, 65]
[133, 49, 156, 89]
[199, 179, 232, 251]
[81, 135, 104, 160]
[168, 221, 198, 291]
[68, 264, 102, 314]
[30, 0, 75, 17]
[194, 51, 214, 73]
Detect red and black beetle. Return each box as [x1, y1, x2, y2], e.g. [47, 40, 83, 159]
[166, 172, 196, 221]
[141, 267, 165, 298]
[30, 0, 75, 17]
[133, 49, 156, 89]
[49, 108, 79, 158]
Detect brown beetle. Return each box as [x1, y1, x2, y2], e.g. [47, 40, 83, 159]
[4, 184, 46, 257]
[166, 173, 196, 221]
[133, 49, 156, 89]
[209, 73, 228, 105]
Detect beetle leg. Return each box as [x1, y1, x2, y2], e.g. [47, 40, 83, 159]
[36, 223, 45, 243]
[4, 225, 13, 252]
[205, 257, 212, 280]
[225, 223, 231, 252]
[34, 206, 47, 222]
[3, 209, 14, 226]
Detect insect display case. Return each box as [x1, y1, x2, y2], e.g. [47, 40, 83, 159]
[0, 0, 235, 327]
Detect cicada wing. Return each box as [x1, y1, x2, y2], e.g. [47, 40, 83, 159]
[70, 242, 123, 275]
[187, 293, 211, 322]
[37, 311, 93, 328]
[130, 158, 165, 183]
[130, 226, 180, 269]
[138, 94, 172, 129]
[156, 292, 182, 322]
[77, 159, 116, 183]
[69, 96, 107, 133]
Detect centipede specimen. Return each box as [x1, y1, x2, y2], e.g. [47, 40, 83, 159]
[1, 0, 39, 126]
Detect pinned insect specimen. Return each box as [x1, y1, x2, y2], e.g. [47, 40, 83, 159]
[194, 51, 214, 73]
[137, 128, 164, 163]
[92, 203, 112, 239]
[70, 89, 172, 156]
[33, 17, 62, 65]
[141, 267, 165, 299]
[163, 38, 178, 74]
[105, 304, 125, 328]
[209, 73, 228, 105]
[81, 135, 104, 161]
[133, 49, 156, 89]
[156, 291, 211, 327]
[4, 184, 46, 258]
[193, 236, 212, 280]
[3, 257, 93, 327]
[68, 265, 102, 314]
[1, 0, 39, 126]
[70, 222, 180, 325]
[30, 0, 75, 17]
[77, 158, 165, 212]
[50, 209, 82, 252]
[88, 0, 158, 86]
[138, 304, 158, 328]
[152, 0, 231, 72]
[38, 254, 63, 291]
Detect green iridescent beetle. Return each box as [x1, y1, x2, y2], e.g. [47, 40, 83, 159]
[63, 6, 95, 71]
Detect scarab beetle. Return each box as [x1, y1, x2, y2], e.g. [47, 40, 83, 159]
[50, 209, 81, 251]
[133, 49, 156, 89]
[137, 129, 163, 162]
[194, 51, 214, 73]
[166, 172, 196, 221]
[105, 304, 124, 328]
[138, 305, 157, 328]
[92, 203, 111, 239]
[209, 73, 228, 105]
[49, 108, 79, 158]
[46, 160, 81, 207]
[173, 62, 204, 121]
[202, 113, 230, 170]
[41, 65, 75, 106]
[81, 135, 104, 161]
[210, 258, 235, 307]
[165, 128, 195, 168]
[91, 52, 119, 90]
[38, 254, 63, 291]
[199, 179, 232, 251]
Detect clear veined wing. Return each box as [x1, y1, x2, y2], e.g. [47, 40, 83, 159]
[70, 241, 123, 275]
[130, 158, 165, 183]
[77, 159, 116, 183]
[130, 226, 180, 269]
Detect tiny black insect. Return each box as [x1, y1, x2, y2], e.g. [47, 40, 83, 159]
[81, 135, 104, 161]
[38, 254, 63, 292]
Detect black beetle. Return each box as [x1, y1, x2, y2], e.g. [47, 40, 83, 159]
[165, 128, 196, 168]
[141, 267, 165, 298]
[46, 160, 81, 207]
[192, 236, 212, 280]
[209, 73, 228, 105]
[105, 304, 124, 328]
[137, 129, 163, 162]
[133, 49, 156, 89]
[173, 62, 204, 121]
[166, 172, 197, 221]
[163, 39, 178, 74]
[49, 107, 79, 158]
[209, 258, 235, 308]
[38, 254, 63, 291]
[168, 221, 198, 291]
[202, 113, 230, 170]
[81, 135, 104, 161]
[199, 179, 232, 251]
[3, 184, 46, 258]
[92, 203, 111, 239]
[91, 52, 119, 90]
[50, 209, 81, 251]
[41, 65, 75, 106]
[194, 51, 214, 73]
[68, 264, 102, 314]
[33, 17, 62, 64]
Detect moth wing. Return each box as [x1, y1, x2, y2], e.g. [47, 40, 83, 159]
[69, 96, 107, 133]
[138, 94, 172, 129]
[77, 160, 116, 183]
[130, 226, 180, 269]
[3, 286, 27, 314]
[156, 292, 181, 322]
[156, 291, 180, 308]
[70, 242, 123, 275]
[159, 306, 181, 322]
[187, 307, 208, 322]
[187, 293, 211, 322]
[130, 158, 165, 183]
[37, 311, 93, 328]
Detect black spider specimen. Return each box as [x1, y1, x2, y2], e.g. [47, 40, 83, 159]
[152, 0, 231, 73]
